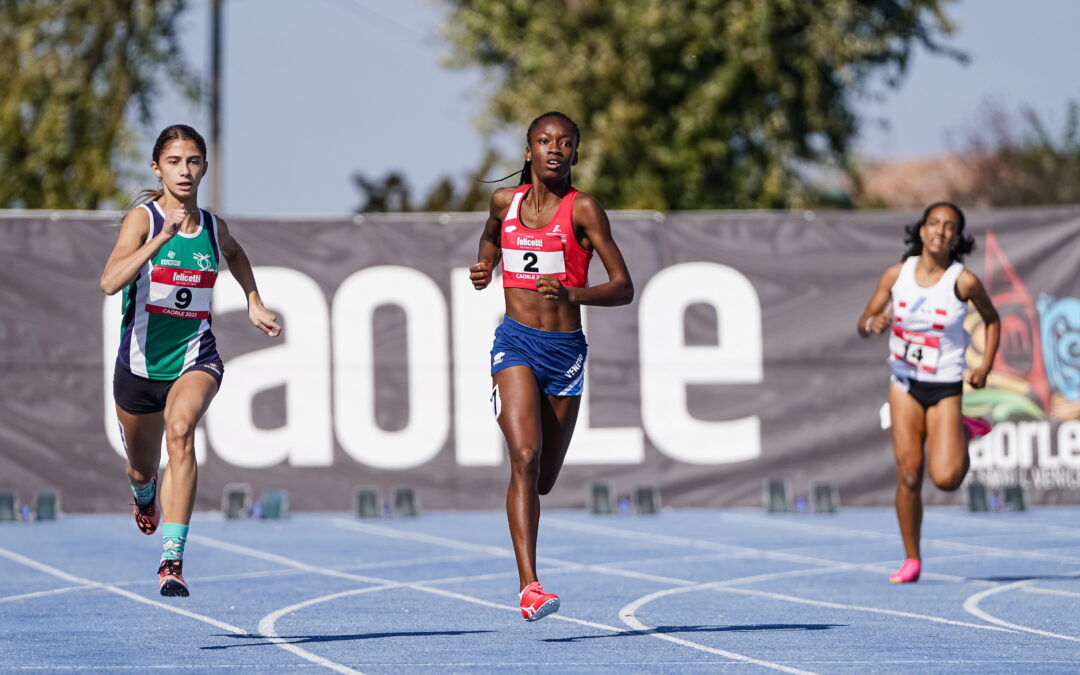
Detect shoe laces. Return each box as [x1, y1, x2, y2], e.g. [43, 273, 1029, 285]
[158, 559, 183, 576]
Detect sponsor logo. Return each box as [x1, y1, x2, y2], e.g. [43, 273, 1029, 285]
[493, 351, 505, 366]
[174, 272, 202, 284]
[158, 259, 182, 267]
[504, 225, 517, 232]
[564, 354, 583, 378]
[167, 251, 176, 258]
[203, 363, 221, 374]
[193, 251, 213, 271]
[516, 237, 543, 248]
[552, 224, 561, 233]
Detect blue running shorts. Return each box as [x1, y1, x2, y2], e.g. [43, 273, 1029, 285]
[490, 317, 588, 396]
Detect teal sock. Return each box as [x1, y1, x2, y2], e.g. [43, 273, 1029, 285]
[161, 523, 189, 561]
[130, 477, 156, 506]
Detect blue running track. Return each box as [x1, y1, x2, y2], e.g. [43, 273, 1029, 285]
[1, 508, 1079, 673]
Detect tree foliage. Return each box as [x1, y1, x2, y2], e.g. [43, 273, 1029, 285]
[954, 98, 1080, 207]
[0, 1, 196, 209]
[440, 0, 962, 210]
[353, 149, 497, 213]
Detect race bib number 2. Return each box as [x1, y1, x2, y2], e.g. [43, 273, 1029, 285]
[503, 233, 566, 281]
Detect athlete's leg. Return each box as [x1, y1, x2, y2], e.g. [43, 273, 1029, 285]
[889, 382, 927, 562]
[116, 405, 165, 534]
[925, 395, 968, 491]
[159, 370, 218, 526]
[536, 394, 582, 496]
[493, 365, 543, 590]
[116, 406, 165, 488]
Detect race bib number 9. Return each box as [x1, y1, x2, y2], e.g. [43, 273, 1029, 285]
[891, 326, 941, 372]
[146, 266, 216, 319]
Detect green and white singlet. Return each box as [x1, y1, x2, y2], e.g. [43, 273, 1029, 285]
[116, 202, 222, 380]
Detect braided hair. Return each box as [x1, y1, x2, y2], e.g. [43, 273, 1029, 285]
[483, 111, 580, 184]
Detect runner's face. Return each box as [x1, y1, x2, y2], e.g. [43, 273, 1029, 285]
[152, 139, 206, 199]
[921, 206, 959, 257]
[525, 118, 577, 181]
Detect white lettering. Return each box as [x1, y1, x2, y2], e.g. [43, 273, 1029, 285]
[206, 268, 333, 468]
[1059, 420, 1080, 468]
[333, 266, 449, 470]
[639, 262, 763, 464]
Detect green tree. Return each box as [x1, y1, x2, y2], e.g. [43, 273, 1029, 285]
[441, 0, 962, 210]
[0, 1, 196, 209]
[955, 97, 1080, 206]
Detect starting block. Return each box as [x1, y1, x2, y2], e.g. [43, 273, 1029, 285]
[811, 482, 839, 514]
[354, 487, 380, 519]
[394, 487, 418, 517]
[260, 489, 289, 519]
[0, 491, 16, 521]
[589, 481, 613, 515]
[967, 481, 989, 512]
[764, 478, 790, 513]
[34, 491, 59, 521]
[1004, 484, 1026, 511]
[634, 486, 660, 515]
[222, 483, 252, 519]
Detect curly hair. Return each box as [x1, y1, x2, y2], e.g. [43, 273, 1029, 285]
[901, 201, 975, 262]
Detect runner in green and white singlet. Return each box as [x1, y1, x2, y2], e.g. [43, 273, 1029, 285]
[118, 201, 223, 380]
[101, 125, 281, 598]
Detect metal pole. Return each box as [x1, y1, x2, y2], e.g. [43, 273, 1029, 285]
[209, 0, 223, 212]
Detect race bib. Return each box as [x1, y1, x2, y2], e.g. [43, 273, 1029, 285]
[502, 233, 566, 283]
[145, 266, 216, 320]
[891, 326, 940, 372]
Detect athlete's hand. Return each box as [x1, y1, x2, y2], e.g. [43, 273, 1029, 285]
[862, 312, 891, 336]
[249, 302, 282, 337]
[537, 275, 568, 303]
[469, 261, 492, 290]
[161, 208, 186, 238]
[968, 366, 990, 389]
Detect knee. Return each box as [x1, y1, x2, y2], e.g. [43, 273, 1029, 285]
[896, 463, 923, 491]
[165, 418, 196, 446]
[508, 446, 540, 480]
[930, 466, 966, 492]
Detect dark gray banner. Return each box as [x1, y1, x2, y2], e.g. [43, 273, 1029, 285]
[2, 206, 1079, 512]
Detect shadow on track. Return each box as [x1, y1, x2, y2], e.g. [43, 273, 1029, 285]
[203, 630, 493, 649]
[544, 623, 845, 643]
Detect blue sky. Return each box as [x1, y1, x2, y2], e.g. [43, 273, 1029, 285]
[144, 0, 1080, 215]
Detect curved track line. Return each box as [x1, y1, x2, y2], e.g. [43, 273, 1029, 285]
[619, 592, 816, 674]
[963, 578, 1080, 643]
[258, 585, 399, 675]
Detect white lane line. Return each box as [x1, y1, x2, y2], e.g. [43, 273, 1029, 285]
[207, 534, 797, 672]
[0, 584, 94, 604]
[962, 573, 1080, 643]
[257, 585, 401, 675]
[543, 518, 990, 585]
[0, 546, 247, 635]
[718, 586, 1014, 632]
[188, 535, 392, 585]
[1023, 586, 1080, 599]
[716, 512, 1080, 565]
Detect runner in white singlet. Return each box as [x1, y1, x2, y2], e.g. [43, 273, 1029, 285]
[857, 202, 1000, 583]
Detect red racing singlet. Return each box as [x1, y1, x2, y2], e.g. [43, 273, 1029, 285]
[500, 184, 592, 290]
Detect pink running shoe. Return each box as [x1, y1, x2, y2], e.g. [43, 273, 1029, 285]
[519, 581, 559, 621]
[132, 496, 160, 535]
[158, 559, 190, 597]
[962, 416, 992, 439]
[889, 558, 921, 584]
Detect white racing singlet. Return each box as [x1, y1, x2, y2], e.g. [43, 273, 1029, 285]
[888, 256, 969, 383]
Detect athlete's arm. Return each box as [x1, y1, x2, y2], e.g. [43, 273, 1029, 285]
[469, 188, 512, 291]
[957, 269, 1000, 388]
[217, 218, 281, 337]
[538, 194, 633, 306]
[99, 207, 182, 295]
[857, 263, 902, 337]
